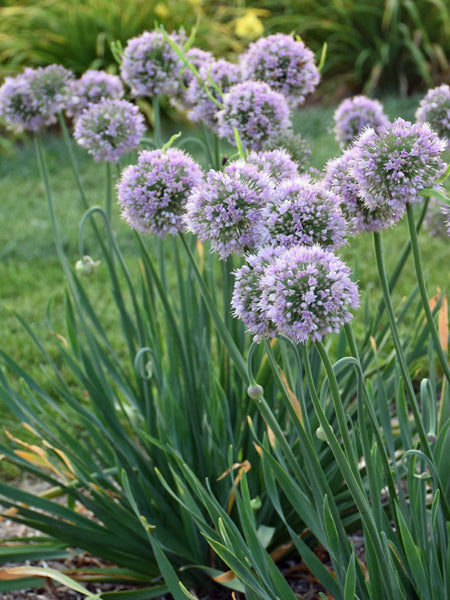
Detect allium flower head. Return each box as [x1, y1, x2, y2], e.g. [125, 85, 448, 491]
[231, 246, 284, 341]
[240, 34, 320, 108]
[120, 30, 186, 98]
[0, 73, 43, 132]
[184, 160, 274, 258]
[416, 84, 450, 142]
[67, 70, 124, 115]
[0, 66, 73, 131]
[262, 129, 311, 169]
[247, 148, 300, 181]
[117, 147, 203, 237]
[187, 59, 241, 130]
[351, 118, 447, 216]
[28, 65, 74, 118]
[264, 177, 347, 249]
[74, 99, 145, 162]
[217, 81, 291, 151]
[260, 245, 359, 343]
[423, 197, 450, 238]
[324, 148, 401, 233]
[333, 95, 389, 148]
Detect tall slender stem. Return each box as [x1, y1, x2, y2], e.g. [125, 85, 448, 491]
[406, 203, 450, 382]
[153, 95, 162, 147]
[57, 112, 89, 209]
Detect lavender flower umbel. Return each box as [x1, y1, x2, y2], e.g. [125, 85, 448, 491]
[324, 148, 400, 233]
[120, 30, 186, 98]
[217, 81, 291, 151]
[172, 47, 215, 112]
[185, 160, 274, 259]
[117, 148, 203, 237]
[240, 34, 320, 108]
[259, 245, 359, 343]
[231, 246, 284, 341]
[264, 176, 347, 249]
[351, 118, 447, 218]
[0, 66, 73, 132]
[247, 148, 300, 181]
[187, 59, 241, 130]
[67, 70, 124, 116]
[28, 65, 74, 119]
[74, 99, 145, 162]
[332, 95, 389, 148]
[0, 72, 44, 132]
[415, 84, 450, 143]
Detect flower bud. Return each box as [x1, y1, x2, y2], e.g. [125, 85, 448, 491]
[75, 255, 100, 277]
[247, 384, 264, 400]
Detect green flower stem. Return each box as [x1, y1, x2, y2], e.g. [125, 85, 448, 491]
[34, 135, 70, 275]
[179, 233, 249, 384]
[406, 203, 450, 382]
[57, 112, 89, 210]
[105, 161, 113, 225]
[363, 198, 429, 351]
[153, 95, 162, 147]
[314, 341, 360, 477]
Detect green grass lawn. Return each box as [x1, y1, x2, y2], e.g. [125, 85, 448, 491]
[0, 95, 448, 469]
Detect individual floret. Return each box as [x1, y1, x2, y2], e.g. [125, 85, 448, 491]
[264, 176, 347, 249]
[217, 81, 291, 151]
[184, 160, 274, 258]
[416, 84, 450, 143]
[332, 95, 389, 148]
[351, 118, 446, 217]
[120, 30, 186, 98]
[239, 34, 320, 108]
[117, 147, 203, 237]
[74, 99, 145, 162]
[260, 245, 359, 343]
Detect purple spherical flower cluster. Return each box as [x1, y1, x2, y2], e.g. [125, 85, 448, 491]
[120, 30, 186, 98]
[187, 59, 241, 130]
[247, 148, 300, 181]
[232, 246, 284, 341]
[0, 73, 44, 132]
[73, 99, 145, 162]
[233, 245, 359, 343]
[332, 95, 389, 148]
[240, 34, 320, 108]
[184, 160, 274, 258]
[67, 70, 124, 116]
[264, 177, 347, 249]
[217, 81, 291, 151]
[262, 129, 311, 169]
[0, 66, 73, 132]
[416, 84, 450, 143]
[324, 149, 399, 233]
[351, 118, 446, 218]
[117, 148, 203, 237]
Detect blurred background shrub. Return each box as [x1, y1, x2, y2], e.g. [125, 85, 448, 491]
[1, 0, 449, 98]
